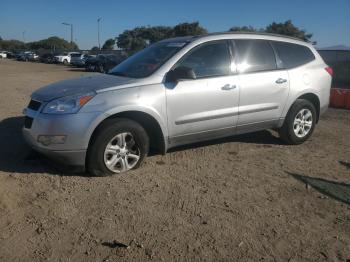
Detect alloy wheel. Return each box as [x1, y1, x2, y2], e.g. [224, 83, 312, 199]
[103, 132, 140, 173]
[293, 108, 313, 138]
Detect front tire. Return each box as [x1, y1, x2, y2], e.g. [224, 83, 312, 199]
[87, 118, 149, 176]
[278, 99, 316, 145]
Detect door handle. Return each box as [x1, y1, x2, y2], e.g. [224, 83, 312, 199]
[221, 84, 236, 90]
[276, 78, 287, 84]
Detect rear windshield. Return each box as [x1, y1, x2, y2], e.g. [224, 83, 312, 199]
[272, 41, 315, 69]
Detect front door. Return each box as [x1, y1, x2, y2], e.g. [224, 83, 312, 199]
[165, 40, 239, 145]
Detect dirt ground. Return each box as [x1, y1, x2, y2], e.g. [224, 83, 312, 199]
[0, 59, 349, 262]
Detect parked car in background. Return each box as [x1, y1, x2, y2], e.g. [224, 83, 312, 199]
[40, 53, 57, 64]
[54, 52, 81, 64]
[0, 51, 8, 58]
[23, 33, 332, 176]
[17, 51, 39, 61]
[70, 53, 89, 67]
[318, 48, 350, 89]
[85, 54, 125, 73]
[5, 51, 15, 59]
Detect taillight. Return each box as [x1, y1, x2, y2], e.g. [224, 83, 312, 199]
[325, 66, 333, 76]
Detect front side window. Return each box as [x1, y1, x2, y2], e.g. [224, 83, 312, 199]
[272, 41, 315, 69]
[235, 39, 277, 73]
[174, 40, 232, 78]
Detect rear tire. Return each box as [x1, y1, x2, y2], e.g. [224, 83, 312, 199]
[98, 64, 105, 73]
[87, 118, 149, 176]
[278, 99, 316, 145]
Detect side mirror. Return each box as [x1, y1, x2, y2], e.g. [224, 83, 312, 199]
[166, 66, 196, 83]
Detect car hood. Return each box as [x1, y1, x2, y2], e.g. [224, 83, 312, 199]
[31, 74, 141, 102]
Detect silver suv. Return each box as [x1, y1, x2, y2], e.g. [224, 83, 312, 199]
[23, 33, 332, 176]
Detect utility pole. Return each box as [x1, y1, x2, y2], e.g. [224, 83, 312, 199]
[62, 22, 73, 44]
[97, 17, 102, 50]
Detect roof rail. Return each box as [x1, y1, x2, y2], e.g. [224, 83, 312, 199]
[194, 31, 308, 43]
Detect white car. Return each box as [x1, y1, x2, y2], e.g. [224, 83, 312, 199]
[54, 52, 81, 64]
[0, 51, 7, 58]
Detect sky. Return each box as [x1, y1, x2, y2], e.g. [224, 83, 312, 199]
[1, 0, 349, 49]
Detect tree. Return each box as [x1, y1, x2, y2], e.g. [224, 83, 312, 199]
[117, 26, 173, 54]
[102, 38, 116, 50]
[265, 20, 314, 43]
[117, 22, 207, 54]
[229, 26, 258, 32]
[26, 36, 79, 51]
[0, 39, 26, 51]
[117, 29, 147, 54]
[172, 22, 207, 37]
[90, 46, 100, 54]
[228, 20, 315, 44]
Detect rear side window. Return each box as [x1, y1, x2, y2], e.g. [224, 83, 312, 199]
[272, 41, 315, 69]
[234, 39, 277, 73]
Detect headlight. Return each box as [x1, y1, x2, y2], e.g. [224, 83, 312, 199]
[42, 92, 95, 114]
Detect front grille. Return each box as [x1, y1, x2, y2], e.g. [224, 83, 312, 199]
[28, 99, 42, 111]
[24, 116, 33, 129]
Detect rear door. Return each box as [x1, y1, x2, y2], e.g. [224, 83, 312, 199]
[234, 39, 289, 131]
[165, 40, 239, 144]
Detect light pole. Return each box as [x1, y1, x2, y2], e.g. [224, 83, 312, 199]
[22, 30, 26, 42]
[97, 17, 102, 50]
[62, 22, 73, 44]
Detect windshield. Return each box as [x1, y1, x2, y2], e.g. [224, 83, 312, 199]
[109, 41, 188, 78]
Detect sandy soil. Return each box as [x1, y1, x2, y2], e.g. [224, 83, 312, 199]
[0, 59, 349, 262]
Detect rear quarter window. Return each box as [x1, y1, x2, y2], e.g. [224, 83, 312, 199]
[272, 41, 315, 69]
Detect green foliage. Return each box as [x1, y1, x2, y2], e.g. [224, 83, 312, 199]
[0, 39, 26, 51]
[117, 22, 206, 54]
[102, 38, 116, 50]
[172, 22, 207, 37]
[117, 26, 173, 54]
[229, 26, 259, 32]
[265, 20, 314, 43]
[27, 36, 79, 50]
[0, 36, 78, 51]
[229, 20, 315, 43]
[90, 46, 100, 54]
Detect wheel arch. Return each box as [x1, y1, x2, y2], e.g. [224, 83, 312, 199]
[296, 93, 321, 123]
[87, 109, 167, 155]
